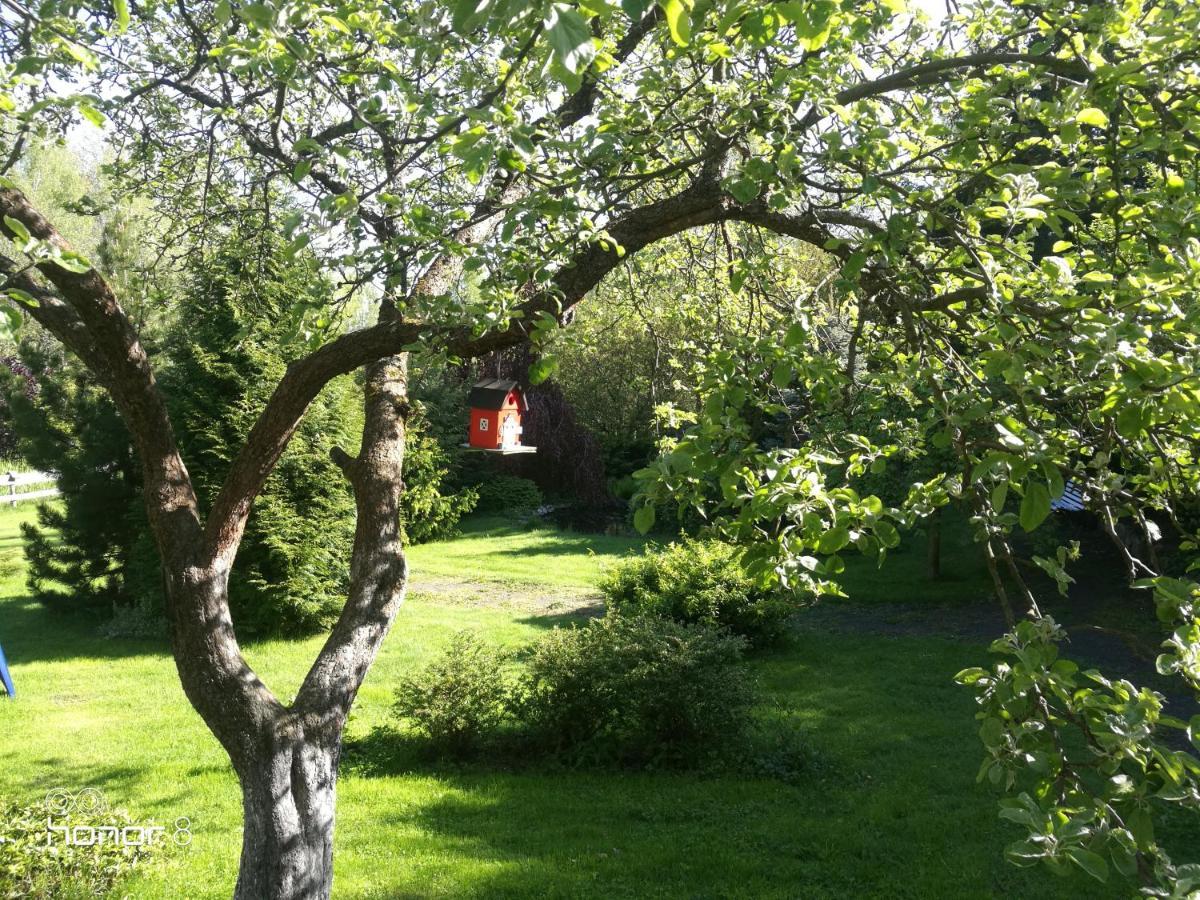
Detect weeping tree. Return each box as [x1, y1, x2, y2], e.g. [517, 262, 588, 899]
[3, 0, 1200, 897]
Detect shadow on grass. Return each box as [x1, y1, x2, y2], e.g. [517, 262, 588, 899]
[0, 589, 323, 666]
[512, 604, 604, 631]
[487, 543, 618, 562]
[0, 754, 197, 818]
[450, 515, 646, 551]
[344, 761, 1115, 900]
[0, 594, 169, 664]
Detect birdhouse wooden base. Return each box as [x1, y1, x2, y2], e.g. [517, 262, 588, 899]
[459, 443, 538, 455]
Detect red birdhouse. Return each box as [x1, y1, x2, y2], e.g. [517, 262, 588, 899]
[464, 379, 536, 454]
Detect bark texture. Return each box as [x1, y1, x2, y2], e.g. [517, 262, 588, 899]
[233, 718, 339, 900]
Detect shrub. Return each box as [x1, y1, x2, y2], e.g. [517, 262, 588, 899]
[0, 794, 159, 899]
[97, 603, 166, 640]
[599, 539, 796, 645]
[517, 615, 754, 767]
[392, 631, 512, 756]
[473, 475, 543, 515]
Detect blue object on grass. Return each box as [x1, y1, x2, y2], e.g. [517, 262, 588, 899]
[0, 642, 13, 698]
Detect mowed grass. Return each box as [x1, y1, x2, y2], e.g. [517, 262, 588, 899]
[839, 509, 996, 606]
[0, 505, 1122, 898]
[405, 515, 646, 591]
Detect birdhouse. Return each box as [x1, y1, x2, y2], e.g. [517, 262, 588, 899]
[464, 379, 536, 454]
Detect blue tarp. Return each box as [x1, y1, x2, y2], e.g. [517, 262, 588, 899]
[0, 642, 13, 698]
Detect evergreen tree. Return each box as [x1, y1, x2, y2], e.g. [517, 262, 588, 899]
[8, 347, 141, 617]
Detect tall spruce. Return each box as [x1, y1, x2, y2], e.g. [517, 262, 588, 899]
[9, 347, 141, 617]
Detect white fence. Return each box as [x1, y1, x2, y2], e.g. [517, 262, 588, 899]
[3, 470, 59, 505]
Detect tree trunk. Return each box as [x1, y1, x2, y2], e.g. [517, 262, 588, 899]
[233, 718, 340, 900]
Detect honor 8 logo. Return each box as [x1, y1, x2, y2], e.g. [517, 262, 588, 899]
[43, 788, 191, 848]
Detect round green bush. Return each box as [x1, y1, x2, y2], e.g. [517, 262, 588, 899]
[392, 631, 511, 757]
[389, 617, 758, 770]
[599, 538, 797, 645]
[472, 475, 543, 515]
[517, 615, 754, 767]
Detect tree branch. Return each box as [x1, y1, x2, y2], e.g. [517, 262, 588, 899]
[799, 51, 1091, 130]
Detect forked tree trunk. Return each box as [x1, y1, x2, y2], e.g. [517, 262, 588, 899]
[223, 346, 410, 899]
[161, 345, 410, 900]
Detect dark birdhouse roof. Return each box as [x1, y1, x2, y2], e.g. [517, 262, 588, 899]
[468, 379, 521, 410]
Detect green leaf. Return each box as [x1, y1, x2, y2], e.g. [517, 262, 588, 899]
[237, 3, 276, 29]
[1042, 463, 1064, 500]
[621, 0, 654, 17]
[282, 233, 310, 260]
[817, 526, 850, 555]
[1076, 107, 1109, 128]
[3, 288, 36, 308]
[726, 176, 759, 204]
[47, 251, 93, 274]
[529, 356, 559, 385]
[1127, 805, 1155, 851]
[3, 215, 31, 246]
[633, 504, 656, 534]
[991, 480, 1009, 512]
[995, 421, 1024, 449]
[1019, 481, 1052, 533]
[780, 0, 836, 50]
[1116, 403, 1150, 439]
[321, 14, 351, 33]
[0, 303, 21, 340]
[113, 0, 130, 32]
[954, 667, 989, 685]
[659, 0, 692, 46]
[545, 4, 596, 75]
[874, 520, 900, 549]
[452, 0, 490, 32]
[1065, 847, 1109, 882]
[78, 103, 106, 127]
[979, 716, 1005, 747]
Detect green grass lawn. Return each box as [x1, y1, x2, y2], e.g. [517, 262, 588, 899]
[405, 515, 646, 591]
[838, 509, 996, 606]
[0, 505, 1126, 898]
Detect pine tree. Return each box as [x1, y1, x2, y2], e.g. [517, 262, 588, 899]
[8, 346, 142, 617]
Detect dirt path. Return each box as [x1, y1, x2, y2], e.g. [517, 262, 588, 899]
[407, 576, 604, 618]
